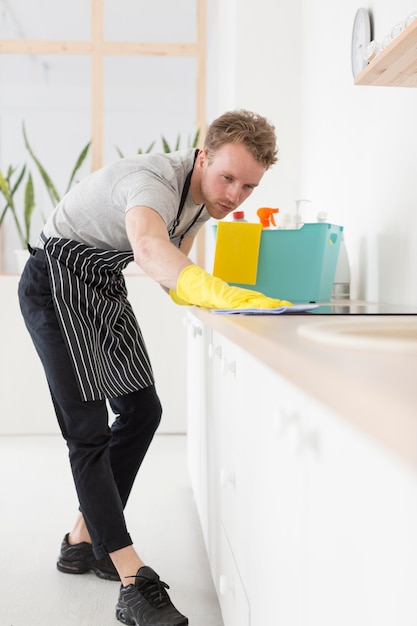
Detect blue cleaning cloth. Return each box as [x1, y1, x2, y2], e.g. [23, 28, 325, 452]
[211, 304, 319, 315]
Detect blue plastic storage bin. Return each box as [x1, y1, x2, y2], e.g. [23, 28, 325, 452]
[215, 223, 343, 303]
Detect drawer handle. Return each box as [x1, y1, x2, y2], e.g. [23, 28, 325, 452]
[220, 468, 236, 488]
[220, 357, 236, 377]
[219, 574, 234, 596]
[208, 344, 222, 359]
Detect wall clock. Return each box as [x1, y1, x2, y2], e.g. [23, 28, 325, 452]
[351, 8, 372, 77]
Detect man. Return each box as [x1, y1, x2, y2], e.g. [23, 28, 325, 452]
[18, 109, 290, 626]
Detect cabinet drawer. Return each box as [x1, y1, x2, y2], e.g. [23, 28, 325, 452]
[217, 524, 250, 626]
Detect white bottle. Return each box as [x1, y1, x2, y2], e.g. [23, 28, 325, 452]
[332, 231, 351, 300]
[294, 198, 312, 229]
[280, 213, 293, 229]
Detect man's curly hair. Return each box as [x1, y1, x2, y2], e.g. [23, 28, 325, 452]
[204, 109, 278, 170]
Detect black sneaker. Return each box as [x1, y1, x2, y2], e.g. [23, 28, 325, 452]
[115, 566, 188, 625]
[56, 533, 120, 581]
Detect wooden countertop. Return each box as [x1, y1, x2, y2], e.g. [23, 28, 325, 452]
[190, 307, 417, 468]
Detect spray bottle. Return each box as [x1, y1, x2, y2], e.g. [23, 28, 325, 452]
[332, 230, 351, 299]
[257, 207, 279, 228]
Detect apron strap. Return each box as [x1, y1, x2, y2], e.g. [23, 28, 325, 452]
[168, 149, 204, 245]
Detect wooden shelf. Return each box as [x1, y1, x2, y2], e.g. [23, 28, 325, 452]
[355, 18, 417, 87]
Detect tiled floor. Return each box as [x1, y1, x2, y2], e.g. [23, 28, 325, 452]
[0, 434, 223, 626]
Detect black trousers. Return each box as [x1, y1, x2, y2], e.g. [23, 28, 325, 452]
[18, 249, 162, 559]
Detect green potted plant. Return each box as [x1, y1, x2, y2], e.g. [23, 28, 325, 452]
[0, 123, 90, 271]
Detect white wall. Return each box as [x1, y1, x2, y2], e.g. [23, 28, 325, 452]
[213, 0, 417, 306]
[300, 0, 417, 306]
[213, 0, 303, 220]
[204, 0, 304, 273]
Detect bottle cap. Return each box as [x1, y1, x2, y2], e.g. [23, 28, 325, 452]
[232, 211, 245, 220]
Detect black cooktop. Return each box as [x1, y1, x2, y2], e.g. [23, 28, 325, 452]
[305, 302, 417, 315]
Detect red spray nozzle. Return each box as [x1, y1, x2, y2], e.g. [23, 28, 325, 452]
[257, 207, 279, 228]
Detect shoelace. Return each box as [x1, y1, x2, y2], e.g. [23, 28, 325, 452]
[127, 573, 171, 608]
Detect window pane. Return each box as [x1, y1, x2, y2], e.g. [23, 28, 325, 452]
[103, 56, 198, 163]
[0, 54, 91, 272]
[0, 0, 90, 40]
[104, 0, 197, 43]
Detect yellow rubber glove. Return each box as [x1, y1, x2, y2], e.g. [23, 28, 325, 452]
[169, 289, 191, 306]
[176, 265, 292, 310]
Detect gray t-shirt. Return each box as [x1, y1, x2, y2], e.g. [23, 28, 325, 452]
[41, 148, 210, 250]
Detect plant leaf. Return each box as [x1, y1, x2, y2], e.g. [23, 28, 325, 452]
[144, 140, 156, 153]
[22, 122, 61, 207]
[65, 141, 91, 193]
[0, 169, 13, 209]
[23, 173, 35, 247]
[0, 167, 25, 246]
[0, 201, 9, 225]
[161, 136, 171, 153]
[0, 172, 12, 225]
[10, 164, 27, 198]
[191, 129, 200, 148]
[1, 165, 27, 206]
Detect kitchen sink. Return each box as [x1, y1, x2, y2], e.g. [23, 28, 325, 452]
[298, 316, 417, 353]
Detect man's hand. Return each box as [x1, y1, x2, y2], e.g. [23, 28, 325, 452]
[175, 265, 292, 309]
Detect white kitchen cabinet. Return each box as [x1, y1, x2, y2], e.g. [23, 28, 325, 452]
[186, 313, 209, 540]
[304, 403, 417, 626]
[218, 525, 250, 626]
[199, 327, 308, 625]
[187, 312, 417, 626]
[204, 328, 250, 625]
[231, 345, 308, 626]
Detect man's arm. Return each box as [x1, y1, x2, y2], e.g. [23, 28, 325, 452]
[179, 234, 195, 256]
[125, 205, 193, 290]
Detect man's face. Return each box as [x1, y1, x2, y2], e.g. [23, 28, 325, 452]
[198, 143, 266, 220]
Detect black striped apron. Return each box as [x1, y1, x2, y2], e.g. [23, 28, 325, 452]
[41, 234, 154, 402]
